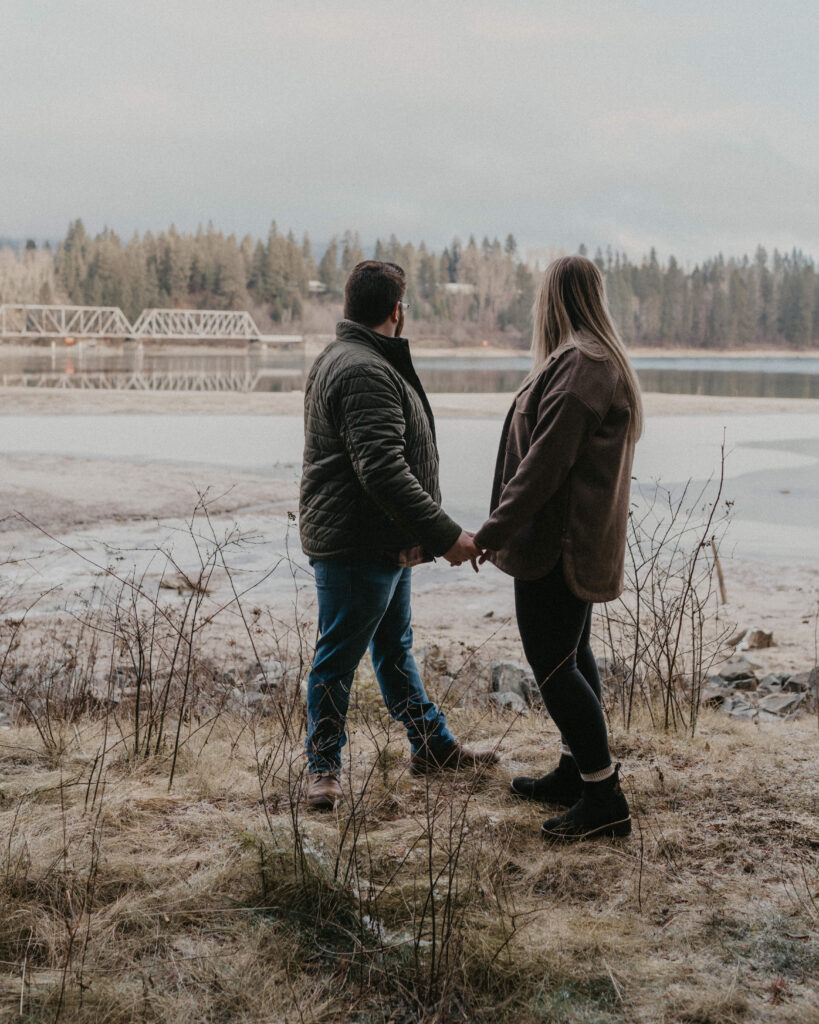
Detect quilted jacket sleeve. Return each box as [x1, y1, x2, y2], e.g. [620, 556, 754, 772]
[334, 365, 462, 556]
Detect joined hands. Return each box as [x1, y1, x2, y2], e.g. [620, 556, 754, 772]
[443, 531, 494, 572]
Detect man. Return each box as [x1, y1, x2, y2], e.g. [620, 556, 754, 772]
[299, 260, 498, 809]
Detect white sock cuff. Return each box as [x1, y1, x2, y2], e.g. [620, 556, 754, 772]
[560, 743, 573, 758]
[580, 763, 615, 784]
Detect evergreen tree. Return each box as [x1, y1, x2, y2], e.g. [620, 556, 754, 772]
[35, 221, 819, 348]
[56, 219, 90, 302]
[301, 233, 318, 279]
[660, 255, 684, 342]
[318, 237, 341, 296]
[340, 230, 364, 277]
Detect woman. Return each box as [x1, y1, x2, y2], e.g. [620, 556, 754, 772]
[474, 255, 642, 842]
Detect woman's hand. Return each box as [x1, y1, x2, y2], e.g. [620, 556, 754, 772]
[444, 531, 482, 572]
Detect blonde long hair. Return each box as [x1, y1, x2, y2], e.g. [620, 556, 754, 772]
[529, 255, 643, 441]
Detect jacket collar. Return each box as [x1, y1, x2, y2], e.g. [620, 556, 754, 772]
[335, 320, 436, 440]
[515, 340, 578, 400]
[336, 319, 410, 366]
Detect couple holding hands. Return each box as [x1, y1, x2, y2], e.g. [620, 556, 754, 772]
[299, 256, 642, 843]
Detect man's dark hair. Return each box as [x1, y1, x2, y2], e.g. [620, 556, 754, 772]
[344, 261, 406, 328]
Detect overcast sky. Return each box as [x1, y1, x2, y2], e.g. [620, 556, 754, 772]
[2, 0, 818, 263]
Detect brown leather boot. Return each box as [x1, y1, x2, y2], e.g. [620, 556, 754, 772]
[306, 771, 342, 809]
[410, 742, 499, 776]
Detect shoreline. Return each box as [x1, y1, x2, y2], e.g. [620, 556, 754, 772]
[2, 340, 817, 361]
[413, 344, 819, 359]
[1, 386, 817, 418]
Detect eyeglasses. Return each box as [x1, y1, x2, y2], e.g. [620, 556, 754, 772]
[398, 301, 410, 312]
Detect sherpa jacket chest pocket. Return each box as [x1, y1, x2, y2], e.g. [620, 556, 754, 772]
[510, 346, 569, 426]
[513, 379, 540, 422]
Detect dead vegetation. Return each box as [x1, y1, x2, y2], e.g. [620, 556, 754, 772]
[0, 499, 817, 1023]
[0, 701, 816, 1023]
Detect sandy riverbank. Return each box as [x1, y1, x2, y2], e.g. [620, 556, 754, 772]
[347, 338, 817, 359]
[628, 346, 819, 360]
[391, 341, 819, 359]
[2, 386, 818, 418]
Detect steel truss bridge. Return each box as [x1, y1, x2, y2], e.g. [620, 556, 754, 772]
[0, 304, 303, 345]
[0, 305, 133, 341]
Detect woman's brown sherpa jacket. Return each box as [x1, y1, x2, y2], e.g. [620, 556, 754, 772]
[474, 340, 635, 602]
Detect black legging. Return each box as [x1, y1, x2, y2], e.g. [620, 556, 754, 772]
[514, 561, 611, 776]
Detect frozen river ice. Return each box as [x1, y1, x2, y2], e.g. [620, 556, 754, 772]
[1, 409, 818, 564]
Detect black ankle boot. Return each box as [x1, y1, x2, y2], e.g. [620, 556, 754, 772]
[541, 763, 631, 842]
[510, 754, 582, 807]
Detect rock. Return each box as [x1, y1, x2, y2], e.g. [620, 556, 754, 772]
[783, 667, 818, 693]
[718, 658, 759, 684]
[246, 659, 286, 684]
[726, 697, 755, 717]
[86, 684, 122, 709]
[226, 685, 277, 715]
[758, 692, 807, 715]
[596, 656, 629, 680]
[725, 627, 749, 648]
[488, 691, 529, 714]
[758, 674, 787, 693]
[755, 709, 783, 723]
[701, 685, 727, 708]
[594, 658, 640, 697]
[159, 572, 211, 594]
[731, 675, 758, 692]
[491, 661, 539, 705]
[417, 645, 450, 677]
[723, 695, 786, 722]
[248, 671, 282, 695]
[739, 628, 775, 651]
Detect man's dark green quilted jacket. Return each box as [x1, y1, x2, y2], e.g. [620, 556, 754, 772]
[299, 320, 461, 561]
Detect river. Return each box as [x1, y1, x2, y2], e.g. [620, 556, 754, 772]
[2, 346, 819, 399]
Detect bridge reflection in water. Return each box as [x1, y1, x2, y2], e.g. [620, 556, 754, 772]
[0, 341, 308, 392]
[0, 368, 305, 392]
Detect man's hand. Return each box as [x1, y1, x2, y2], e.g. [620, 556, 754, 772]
[444, 531, 482, 572]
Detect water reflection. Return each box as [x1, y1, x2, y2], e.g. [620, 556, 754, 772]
[634, 368, 819, 399]
[413, 365, 819, 398]
[0, 343, 307, 392]
[1, 345, 819, 397]
[412, 356, 819, 398]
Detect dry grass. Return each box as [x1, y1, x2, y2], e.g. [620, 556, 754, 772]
[1, 500, 816, 1022]
[0, 685, 817, 1024]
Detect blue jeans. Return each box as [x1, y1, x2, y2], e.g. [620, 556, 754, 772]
[305, 556, 455, 774]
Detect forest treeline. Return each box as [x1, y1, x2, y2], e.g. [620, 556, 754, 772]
[1, 220, 818, 348]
